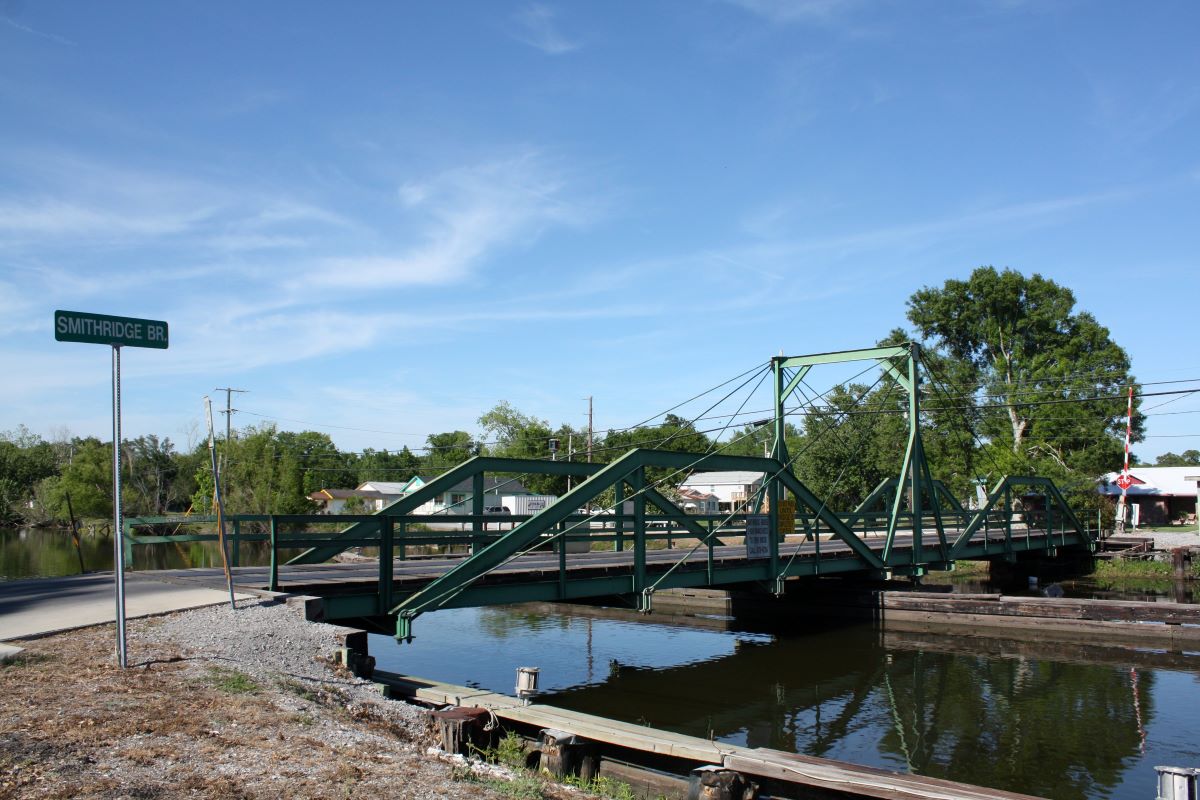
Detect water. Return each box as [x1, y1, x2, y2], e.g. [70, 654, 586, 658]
[0, 526, 273, 580]
[372, 605, 1200, 800]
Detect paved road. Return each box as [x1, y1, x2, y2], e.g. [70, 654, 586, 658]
[0, 571, 255, 641]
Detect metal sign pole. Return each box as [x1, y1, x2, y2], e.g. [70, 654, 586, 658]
[54, 310, 169, 669]
[112, 345, 128, 668]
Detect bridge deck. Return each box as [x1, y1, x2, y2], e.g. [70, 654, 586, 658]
[146, 525, 1073, 626]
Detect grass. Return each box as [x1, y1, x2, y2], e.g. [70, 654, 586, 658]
[277, 676, 319, 702]
[205, 666, 260, 694]
[564, 774, 638, 800]
[456, 731, 641, 800]
[0, 651, 54, 669]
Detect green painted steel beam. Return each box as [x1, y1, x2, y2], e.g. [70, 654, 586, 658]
[389, 449, 787, 620]
[776, 345, 910, 368]
[289, 456, 604, 565]
[773, 470, 886, 569]
[644, 487, 726, 546]
[780, 364, 812, 405]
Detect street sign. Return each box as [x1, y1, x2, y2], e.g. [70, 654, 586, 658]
[53, 309, 169, 668]
[1115, 474, 1134, 491]
[745, 514, 770, 559]
[54, 310, 169, 349]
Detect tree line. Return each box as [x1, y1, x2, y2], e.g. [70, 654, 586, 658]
[1, 267, 1165, 525]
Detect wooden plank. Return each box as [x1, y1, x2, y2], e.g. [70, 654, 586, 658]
[880, 593, 1200, 625]
[726, 750, 1044, 800]
[878, 608, 1200, 646]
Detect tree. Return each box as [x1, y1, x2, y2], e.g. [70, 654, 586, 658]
[46, 437, 112, 519]
[478, 402, 580, 495]
[355, 447, 422, 483]
[907, 267, 1139, 488]
[423, 431, 477, 473]
[1155, 450, 1200, 467]
[0, 426, 57, 522]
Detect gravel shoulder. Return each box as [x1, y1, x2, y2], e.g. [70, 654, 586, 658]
[1, 598, 593, 799]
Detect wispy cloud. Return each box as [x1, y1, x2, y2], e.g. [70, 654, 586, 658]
[724, 0, 860, 25]
[1, 13, 74, 46]
[0, 151, 349, 254]
[305, 152, 589, 290]
[510, 4, 579, 55]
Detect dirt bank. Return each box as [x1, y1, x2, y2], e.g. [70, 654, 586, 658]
[0, 599, 596, 799]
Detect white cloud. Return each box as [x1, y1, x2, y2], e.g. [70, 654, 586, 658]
[510, 4, 579, 55]
[306, 153, 588, 289]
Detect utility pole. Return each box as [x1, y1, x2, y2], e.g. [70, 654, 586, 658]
[214, 387, 247, 477]
[586, 396, 593, 463]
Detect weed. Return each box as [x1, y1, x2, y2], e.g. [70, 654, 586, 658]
[565, 774, 637, 800]
[0, 651, 54, 669]
[451, 766, 545, 799]
[1092, 559, 1173, 579]
[493, 731, 529, 770]
[205, 666, 259, 695]
[277, 677, 319, 702]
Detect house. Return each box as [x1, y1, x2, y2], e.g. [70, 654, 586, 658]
[307, 488, 388, 514]
[1098, 466, 1200, 527]
[311, 476, 548, 516]
[675, 488, 720, 514]
[679, 471, 765, 513]
[395, 476, 537, 516]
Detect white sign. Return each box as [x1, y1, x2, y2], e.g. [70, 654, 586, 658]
[745, 514, 770, 559]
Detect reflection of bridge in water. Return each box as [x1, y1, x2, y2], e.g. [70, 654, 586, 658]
[545, 623, 1150, 800]
[131, 345, 1095, 642]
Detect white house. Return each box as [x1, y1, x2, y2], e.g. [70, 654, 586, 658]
[399, 476, 535, 515]
[679, 471, 764, 513]
[307, 488, 389, 514]
[1098, 466, 1200, 526]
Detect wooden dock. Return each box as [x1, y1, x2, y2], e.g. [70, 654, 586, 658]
[378, 669, 1046, 800]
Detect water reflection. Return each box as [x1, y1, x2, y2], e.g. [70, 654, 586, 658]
[0, 527, 277, 580]
[375, 605, 1197, 800]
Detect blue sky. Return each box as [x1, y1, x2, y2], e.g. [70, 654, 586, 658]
[2, 0, 1197, 463]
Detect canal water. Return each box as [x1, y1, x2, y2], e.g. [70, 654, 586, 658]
[5, 527, 1199, 798]
[372, 605, 1200, 800]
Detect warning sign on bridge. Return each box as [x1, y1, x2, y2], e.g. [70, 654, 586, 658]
[745, 515, 770, 559]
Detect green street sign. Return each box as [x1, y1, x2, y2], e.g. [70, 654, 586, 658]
[54, 310, 169, 349]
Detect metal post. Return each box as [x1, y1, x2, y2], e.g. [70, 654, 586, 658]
[380, 517, 394, 611]
[472, 473, 484, 553]
[907, 344, 923, 567]
[112, 346, 127, 668]
[269, 515, 279, 592]
[633, 471, 647, 610]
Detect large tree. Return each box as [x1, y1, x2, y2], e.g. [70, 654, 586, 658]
[907, 267, 1139, 487]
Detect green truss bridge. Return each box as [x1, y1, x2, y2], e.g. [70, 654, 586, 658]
[129, 345, 1095, 641]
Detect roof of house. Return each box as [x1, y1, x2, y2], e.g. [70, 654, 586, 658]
[362, 477, 533, 495]
[677, 488, 719, 501]
[357, 481, 412, 494]
[680, 471, 765, 487]
[1098, 467, 1200, 496]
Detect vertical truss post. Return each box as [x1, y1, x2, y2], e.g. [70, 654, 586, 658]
[907, 343, 923, 568]
[768, 465, 781, 592]
[380, 516, 394, 612]
[633, 471, 649, 611]
[614, 481, 625, 551]
[472, 473, 484, 553]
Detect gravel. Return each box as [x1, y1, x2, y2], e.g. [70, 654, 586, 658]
[136, 596, 427, 736]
